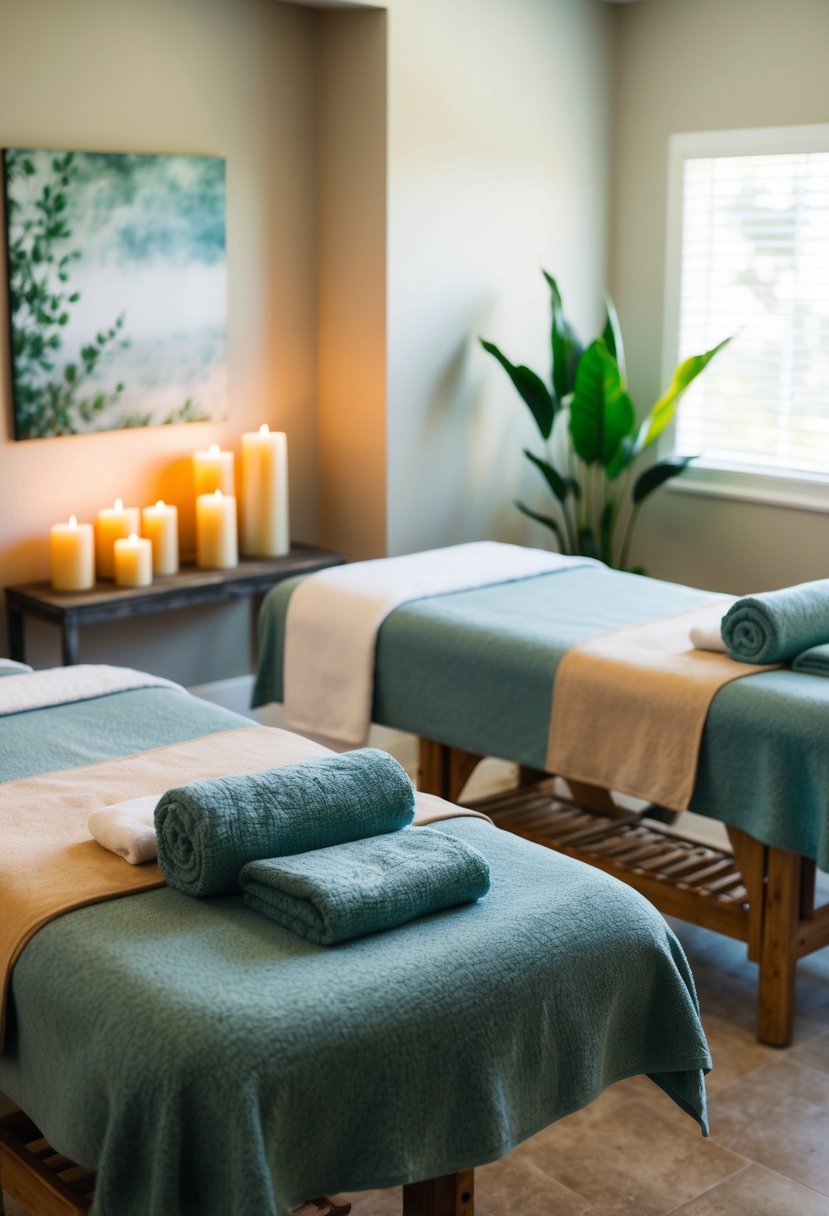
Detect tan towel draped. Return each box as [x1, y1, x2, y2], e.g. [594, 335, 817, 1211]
[0, 724, 488, 1050]
[546, 599, 779, 813]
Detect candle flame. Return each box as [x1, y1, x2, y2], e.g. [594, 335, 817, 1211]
[155, 499, 165, 508]
[68, 515, 78, 528]
[259, 424, 270, 435]
[114, 498, 123, 511]
[128, 533, 139, 543]
[214, 489, 223, 499]
[208, 443, 220, 455]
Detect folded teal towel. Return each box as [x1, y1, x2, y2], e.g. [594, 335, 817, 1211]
[792, 643, 829, 677]
[721, 579, 829, 663]
[155, 748, 415, 897]
[240, 826, 491, 945]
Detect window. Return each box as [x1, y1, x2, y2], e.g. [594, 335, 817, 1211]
[663, 125, 829, 510]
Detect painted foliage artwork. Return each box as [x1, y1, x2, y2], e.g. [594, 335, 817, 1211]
[2, 148, 227, 439]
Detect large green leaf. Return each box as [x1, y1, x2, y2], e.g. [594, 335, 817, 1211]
[601, 293, 626, 384]
[638, 336, 732, 451]
[542, 271, 582, 400]
[480, 338, 555, 439]
[516, 500, 567, 553]
[569, 339, 636, 468]
[632, 454, 695, 505]
[523, 448, 571, 503]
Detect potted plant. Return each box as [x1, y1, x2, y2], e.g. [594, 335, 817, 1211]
[481, 272, 730, 570]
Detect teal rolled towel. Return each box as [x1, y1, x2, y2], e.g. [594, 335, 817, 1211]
[721, 579, 829, 664]
[793, 643, 829, 677]
[240, 827, 491, 945]
[155, 749, 415, 897]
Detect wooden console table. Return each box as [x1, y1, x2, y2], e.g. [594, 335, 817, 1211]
[5, 544, 344, 666]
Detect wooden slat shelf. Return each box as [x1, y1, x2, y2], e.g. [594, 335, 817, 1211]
[466, 779, 752, 943]
[420, 736, 829, 1047]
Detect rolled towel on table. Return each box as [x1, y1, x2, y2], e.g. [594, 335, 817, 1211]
[792, 643, 829, 677]
[88, 796, 160, 865]
[721, 579, 829, 664]
[240, 826, 491, 945]
[155, 748, 415, 897]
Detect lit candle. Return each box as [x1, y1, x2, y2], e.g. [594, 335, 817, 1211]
[196, 490, 238, 569]
[141, 500, 179, 576]
[49, 515, 95, 591]
[193, 443, 235, 497]
[113, 533, 153, 588]
[240, 425, 289, 557]
[96, 499, 141, 580]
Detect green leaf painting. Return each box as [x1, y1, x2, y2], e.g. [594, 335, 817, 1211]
[2, 148, 227, 440]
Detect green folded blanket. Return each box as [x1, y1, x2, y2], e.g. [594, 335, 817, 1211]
[155, 748, 416, 897]
[721, 578, 829, 663]
[792, 643, 829, 677]
[240, 826, 491, 944]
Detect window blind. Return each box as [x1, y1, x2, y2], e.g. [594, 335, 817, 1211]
[674, 148, 829, 478]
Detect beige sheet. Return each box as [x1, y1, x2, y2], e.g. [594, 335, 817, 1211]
[0, 723, 488, 1048]
[546, 599, 779, 813]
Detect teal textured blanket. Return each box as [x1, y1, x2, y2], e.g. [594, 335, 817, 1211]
[256, 567, 829, 868]
[0, 680, 710, 1216]
[721, 579, 829, 663]
[240, 827, 491, 944]
[793, 642, 829, 677]
[155, 748, 415, 896]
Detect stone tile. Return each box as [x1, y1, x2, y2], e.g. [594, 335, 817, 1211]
[707, 1066, 829, 1196]
[789, 1027, 829, 1075]
[668, 1163, 829, 1215]
[503, 1097, 744, 1215]
[475, 1153, 592, 1216]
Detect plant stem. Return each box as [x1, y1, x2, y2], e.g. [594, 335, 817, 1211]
[618, 503, 641, 572]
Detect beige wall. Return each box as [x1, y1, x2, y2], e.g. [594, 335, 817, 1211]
[610, 0, 829, 590]
[385, 0, 615, 555]
[0, 0, 321, 680]
[317, 7, 388, 560]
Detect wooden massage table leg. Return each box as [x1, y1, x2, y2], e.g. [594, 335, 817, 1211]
[419, 738, 484, 803]
[403, 1170, 474, 1216]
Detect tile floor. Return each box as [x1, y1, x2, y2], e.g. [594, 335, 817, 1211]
[339, 921, 829, 1216]
[4, 755, 829, 1215]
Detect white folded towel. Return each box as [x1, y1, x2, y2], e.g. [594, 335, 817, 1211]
[88, 796, 159, 865]
[688, 597, 736, 652]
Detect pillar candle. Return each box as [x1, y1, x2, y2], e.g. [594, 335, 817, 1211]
[49, 515, 95, 591]
[196, 490, 238, 569]
[141, 500, 179, 576]
[96, 499, 141, 579]
[113, 533, 153, 588]
[193, 443, 235, 497]
[240, 425, 290, 557]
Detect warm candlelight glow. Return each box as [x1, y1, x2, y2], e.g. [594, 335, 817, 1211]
[96, 500, 140, 579]
[196, 489, 238, 569]
[114, 532, 152, 587]
[50, 515, 95, 591]
[193, 444, 235, 496]
[241, 427, 289, 557]
[142, 500, 179, 576]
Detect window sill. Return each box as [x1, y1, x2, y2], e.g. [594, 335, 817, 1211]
[667, 463, 829, 515]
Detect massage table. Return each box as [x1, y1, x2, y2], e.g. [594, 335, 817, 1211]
[0, 664, 710, 1216]
[254, 559, 829, 1049]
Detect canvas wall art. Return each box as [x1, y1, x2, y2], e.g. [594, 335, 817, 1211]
[2, 148, 227, 440]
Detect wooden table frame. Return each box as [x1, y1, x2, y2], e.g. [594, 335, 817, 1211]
[5, 546, 343, 667]
[420, 737, 829, 1049]
[0, 1108, 475, 1215]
